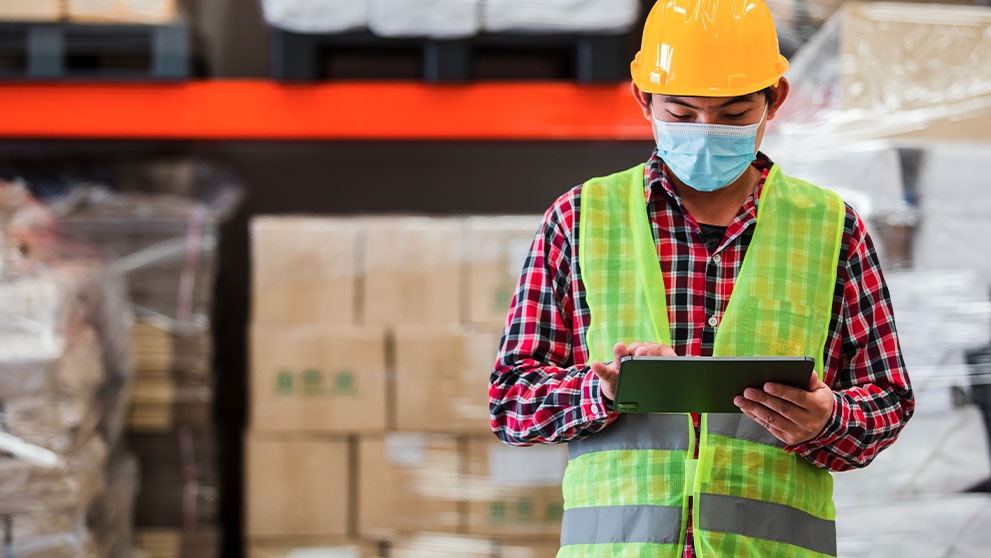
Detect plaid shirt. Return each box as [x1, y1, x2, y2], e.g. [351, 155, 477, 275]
[488, 151, 915, 556]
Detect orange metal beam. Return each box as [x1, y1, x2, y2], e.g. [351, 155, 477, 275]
[0, 80, 653, 140]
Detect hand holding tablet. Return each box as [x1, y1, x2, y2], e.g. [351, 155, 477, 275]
[614, 356, 815, 414]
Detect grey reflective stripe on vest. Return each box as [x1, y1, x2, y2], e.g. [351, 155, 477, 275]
[708, 414, 787, 449]
[699, 493, 837, 556]
[561, 505, 682, 546]
[568, 414, 690, 460]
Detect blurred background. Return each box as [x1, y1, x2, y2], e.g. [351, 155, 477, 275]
[0, 1, 989, 557]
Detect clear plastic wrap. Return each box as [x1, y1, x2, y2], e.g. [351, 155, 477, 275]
[760, 4, 991, 555]
[0, 180, 134, 558]
[129, 428, 220, 530]
[48, 182, 232, 555]
[6, 159, 239, 556]
[54, 186, 222, 332]
[88, 451, 139, 558]
[763, 2, 991, 153]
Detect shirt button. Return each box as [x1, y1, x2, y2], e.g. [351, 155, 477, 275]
[708, 316, 719, 328]
[591, 405, 600, 415]
[712, 253, 722, 264]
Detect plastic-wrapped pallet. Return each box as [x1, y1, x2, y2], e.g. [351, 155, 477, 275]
[763, 2, 991, 154]
[369, 0, 481, 38]
[483, 0, 640, 34]
[260, 0, 369, 34]
[0, 180, 136, 558]
[47, 161, 240, 558]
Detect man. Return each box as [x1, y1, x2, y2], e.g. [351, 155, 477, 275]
[488, 1, 915, 557]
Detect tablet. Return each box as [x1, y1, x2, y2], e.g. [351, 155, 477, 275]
[613, 356, 815, 414]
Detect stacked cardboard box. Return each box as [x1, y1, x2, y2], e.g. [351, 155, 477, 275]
[58, 188, 226, 558]
[0, 182, 135, 558]
[0, 0, 61, 20]
[0, 0, 177, 22]
[246, 215, 567, 557]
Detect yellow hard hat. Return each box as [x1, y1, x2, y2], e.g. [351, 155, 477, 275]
[631, 0, 789, 97]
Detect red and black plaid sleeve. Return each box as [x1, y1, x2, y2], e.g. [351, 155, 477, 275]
[791, 207, 915, 470]
[488, 186, 618, 446]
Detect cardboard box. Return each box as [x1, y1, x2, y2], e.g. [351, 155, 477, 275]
[250, 325, 387, 433]
[393, 325, 500, 433]
[499, 540, 562, 558]
[248, 541, 380, 558]
[362, 217, 463, 326]
[390, 533, 496, 558]
[0, 0, 60, 20]
[245, 434, 350, 539]
[135, 528, 220, 558]
[66, 0, 177, 23]
[464, 216, 541, 326]
[357, 434, 462, 538]
[838, 3, 991, 142]
[252, 216, 358, 326]
[465, 439, 566, 538]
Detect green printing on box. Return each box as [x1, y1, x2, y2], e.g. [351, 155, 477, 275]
[488, 498, 562, 524]
[273, 369, 359, 397]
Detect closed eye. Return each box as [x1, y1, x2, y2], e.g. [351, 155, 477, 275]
[724, 111, 750, 119]
[666, 111, 694, 120]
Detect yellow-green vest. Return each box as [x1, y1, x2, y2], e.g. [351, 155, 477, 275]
[559, 164, 845, 558]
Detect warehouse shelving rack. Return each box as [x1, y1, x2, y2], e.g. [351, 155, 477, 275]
[0, 80, 652, 140]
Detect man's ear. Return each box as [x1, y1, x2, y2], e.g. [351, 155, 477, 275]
[631, 80, 652, 121]
[767, 78, 790, 121]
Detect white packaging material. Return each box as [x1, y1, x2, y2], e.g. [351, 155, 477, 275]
[915, 143, 991, 219]
[913, 217, 991, 293]
[886, 271, 991, 372]
[369, 0, 481, 39]
[836, 494, 991, 558]
[260, 0, 368, 34]
[483, 0, 640, 34]
[773, 143, 908, 219]
[832, 404, 991, 501]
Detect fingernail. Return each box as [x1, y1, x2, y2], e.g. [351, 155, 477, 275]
[765, 384, 776, 394]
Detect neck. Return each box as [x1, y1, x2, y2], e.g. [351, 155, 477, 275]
[671, 165, 761, 227]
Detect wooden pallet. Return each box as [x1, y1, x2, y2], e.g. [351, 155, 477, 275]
[271, 29, 629, 83]
[0, 21, 189, 80]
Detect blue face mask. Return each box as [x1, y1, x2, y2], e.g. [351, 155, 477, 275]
[651, 109, 765, 192]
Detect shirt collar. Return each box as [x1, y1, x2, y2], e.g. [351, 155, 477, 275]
[643, 150, 774, 217]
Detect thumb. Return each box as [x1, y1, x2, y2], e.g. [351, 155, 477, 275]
[809, 371, 827, 390]
[590, 360, 608, 378]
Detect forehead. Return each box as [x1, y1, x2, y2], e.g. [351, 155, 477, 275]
[655, 94, 761, 109]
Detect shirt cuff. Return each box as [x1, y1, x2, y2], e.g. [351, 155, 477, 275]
[580, 366, 617, 422]
[788, 390, 849, 454]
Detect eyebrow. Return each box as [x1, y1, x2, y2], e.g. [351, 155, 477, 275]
[661, 94, 758, 109]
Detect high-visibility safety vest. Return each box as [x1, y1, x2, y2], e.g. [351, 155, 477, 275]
[560, 163, 846, 558]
